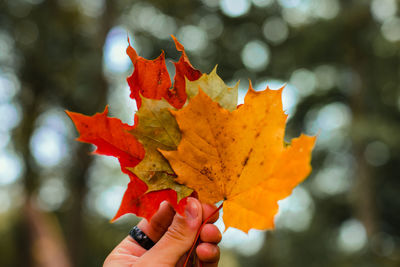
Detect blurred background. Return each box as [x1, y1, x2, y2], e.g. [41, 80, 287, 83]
[1, 0, 400, 266]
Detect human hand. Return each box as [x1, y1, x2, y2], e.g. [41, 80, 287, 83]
[104, 197, 221, 267]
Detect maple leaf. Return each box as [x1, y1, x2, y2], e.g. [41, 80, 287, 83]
[66, 107, 187, 221]
[127, 36, 201, 109]
[161, 85, 316, 233]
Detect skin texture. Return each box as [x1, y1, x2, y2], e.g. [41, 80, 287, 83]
[104, 198, 221, 267]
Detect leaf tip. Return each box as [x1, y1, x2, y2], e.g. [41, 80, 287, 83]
[126, 40, 138, 64]
[171, 35, 184, 52]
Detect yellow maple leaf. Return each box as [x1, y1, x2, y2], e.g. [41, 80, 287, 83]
[161, 85, 316, 233]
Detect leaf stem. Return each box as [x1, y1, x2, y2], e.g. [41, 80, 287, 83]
[183, 202, 224, 267]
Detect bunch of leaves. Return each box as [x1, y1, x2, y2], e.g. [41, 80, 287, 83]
[67, 36, 316, 234]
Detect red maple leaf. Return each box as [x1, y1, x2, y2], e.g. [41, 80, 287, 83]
[127, 36, 201, 110]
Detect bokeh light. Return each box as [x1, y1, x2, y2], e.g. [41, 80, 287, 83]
[103, 26, 131, 73]
[0, 102, 21, 131]
[77, 0, 105, 18]
[276, 187, 314, 232]
[0, 150, 23, 185]
[241, 40, 270, 71]
[220, 0, 251, 17]
[216, 214, 265, 256]
[263, 16, 289, 44]
[177, 25, 208, 52]
[381, 17, 400, 42]
[290, 68, 317, 97]
[337, 219, 368, 253]
[37, 177, 69, 211]
[371, 0, 397, 22]
[30, 109, 70, 168]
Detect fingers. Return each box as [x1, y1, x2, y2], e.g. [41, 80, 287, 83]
[137, 197, 202, 266]
[196, 224, 221, 267]
[137, 201, 175, 242]
[201, 203, 220, 223]
[196, 243, 220, 266]
[200, 224, 222, 244]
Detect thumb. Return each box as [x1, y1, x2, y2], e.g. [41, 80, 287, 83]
[137, 197, 202, 266]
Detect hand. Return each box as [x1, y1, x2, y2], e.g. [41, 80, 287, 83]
[104, 197, 221, 267]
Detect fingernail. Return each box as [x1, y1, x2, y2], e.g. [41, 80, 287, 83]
[185, 198, 198, 220]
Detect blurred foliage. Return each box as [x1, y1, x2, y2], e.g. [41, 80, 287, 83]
[0, 0, 399, 266]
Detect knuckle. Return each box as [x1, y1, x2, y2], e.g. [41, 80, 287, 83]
[165, 223, 188, 243]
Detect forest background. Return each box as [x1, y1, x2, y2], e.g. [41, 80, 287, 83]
[0, 0, 399, 266]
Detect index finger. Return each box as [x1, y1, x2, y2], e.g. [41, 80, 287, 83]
[202, 203, 220, 224]
[137, 201, 176, 243]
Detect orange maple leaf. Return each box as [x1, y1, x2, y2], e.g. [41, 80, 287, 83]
[161, 85, 316, 233]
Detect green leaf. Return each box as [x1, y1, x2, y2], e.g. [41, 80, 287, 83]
[186, 65, 239, 111]
[128, 97, 193, 201]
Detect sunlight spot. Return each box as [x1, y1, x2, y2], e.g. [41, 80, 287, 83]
[263, 17, 289, 44]
[0, 102, 21, 131]
[37, 178, 69, 211]
[103, 26, 131, 73]
[31, 127, 67, 167]
[371, 0, 397, 22]
[220, 0, 251, 17]
[312, 166, 351, 197]
[317, 102, 351, 131]
[177, 25, 208, 52]
[0, 73, 20, 102]
[107, 84, 138, 125]
[78, 0, 105, 18]
[337, 219, 367, 253]
[241, 40, 270, 71]
[95, 185, 126, 219]
[30, 109, 70, 168]
[282, 7, 311, 27]
[290, 68, 317, 97]
[199, 14, 224, 39]
[312, 0, 340, 20]
[0, 150, 23, 185]
[381, 16, 400, 42]
[216, 214, 265, 256]
[276, 187, 314, 232]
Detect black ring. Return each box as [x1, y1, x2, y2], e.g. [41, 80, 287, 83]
[129, 226, 155, 250]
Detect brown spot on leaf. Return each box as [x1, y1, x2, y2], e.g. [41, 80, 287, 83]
[200, 167, 214, 181]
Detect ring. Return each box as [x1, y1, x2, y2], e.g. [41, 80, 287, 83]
[129, 226, 155, 250]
